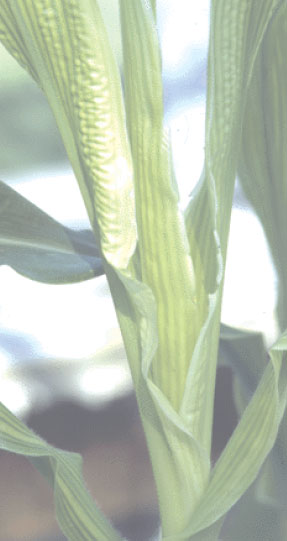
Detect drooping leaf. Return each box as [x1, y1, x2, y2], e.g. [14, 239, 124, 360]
[0, 401, 124, 541]
[0, 0, 137, 269]
[0, 180, 104, 283]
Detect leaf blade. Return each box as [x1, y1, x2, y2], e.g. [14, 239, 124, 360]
[0, 0, 137, 269]
[0, 401, 124, 541]
[119, 2, 211, 534]
[181, 330, 287, 537]
[0, 180, 104, 283]
[238, 2, 287, 331]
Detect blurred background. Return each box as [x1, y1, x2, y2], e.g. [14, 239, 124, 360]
[0, 1, 278, 540]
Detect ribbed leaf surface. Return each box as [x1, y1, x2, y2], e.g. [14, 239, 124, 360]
[0, 0, 136, 269]
[235, 5, 287, 531]
[1, 1, 287, 540]
[219, 325, 287, 539]
[238, 3, 287, 331]
[118, 1, 211, 535]
[180, 0, 287, 537]
[0, 402, 124, 540]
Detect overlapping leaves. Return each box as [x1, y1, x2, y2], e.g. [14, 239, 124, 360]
[0, 1, 287, 540]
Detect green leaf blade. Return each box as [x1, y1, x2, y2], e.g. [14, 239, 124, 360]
[120, 0, 200, 412]
[238, 1, 287, 331]
[180, 329, 287, 538]
[0, 0, 137, 269]
[177, 0, 286, 537]
[0, 401, 124, 541]
[0, 180, 104, 283]
[118, 3, 213, 536]
[182, 0, 283, 469]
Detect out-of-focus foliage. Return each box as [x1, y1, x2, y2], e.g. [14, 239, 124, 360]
[0, 180, 104, 283]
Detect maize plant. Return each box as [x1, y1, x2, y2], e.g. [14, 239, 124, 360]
[0, 1, 287, 540]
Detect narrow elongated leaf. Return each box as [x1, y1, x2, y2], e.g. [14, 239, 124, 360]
[119, 1, 211, 535]
[0, 0, 137, 269]
[0, 180, 104, 283]
[217, 326, 279, 538]
[234, 1, 287, 527]
[0, 401, 124, 541]
[120, 0, 199, 407]
[182, 0, 284, 470]
[219, 327, 287, 536]
[238, 2, 287, 332]
[177, 329, 287, 537]
[179, 0, 285, 537]
[117, 1, 286, 538]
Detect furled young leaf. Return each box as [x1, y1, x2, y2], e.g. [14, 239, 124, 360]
[0, 180, 104, 283]
[119, 1, 211, 535]
[238, 2, 287, 332]
[120, 0, 201, 408]
[0, 0, 137, 269]
[0, 401, 124, 541]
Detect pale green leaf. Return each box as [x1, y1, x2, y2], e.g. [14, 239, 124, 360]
[119, 1, 210, 535]
[182, 0, 283, 471]
[0, 0, 137, 269]
[219, 324, 287, 529]
[116, 1, 285, 538]
[238, 2, 287, 331]
[150, 0, 157, 19]
[0, 401, 124, 541]
[120, 0, 200, 409]
[233, 0, 287, 524]
[178, 0, 285, 537]
[1, 1, 286, 540]
[181, 329, 287, 537]
[0, 180, 104, 283]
